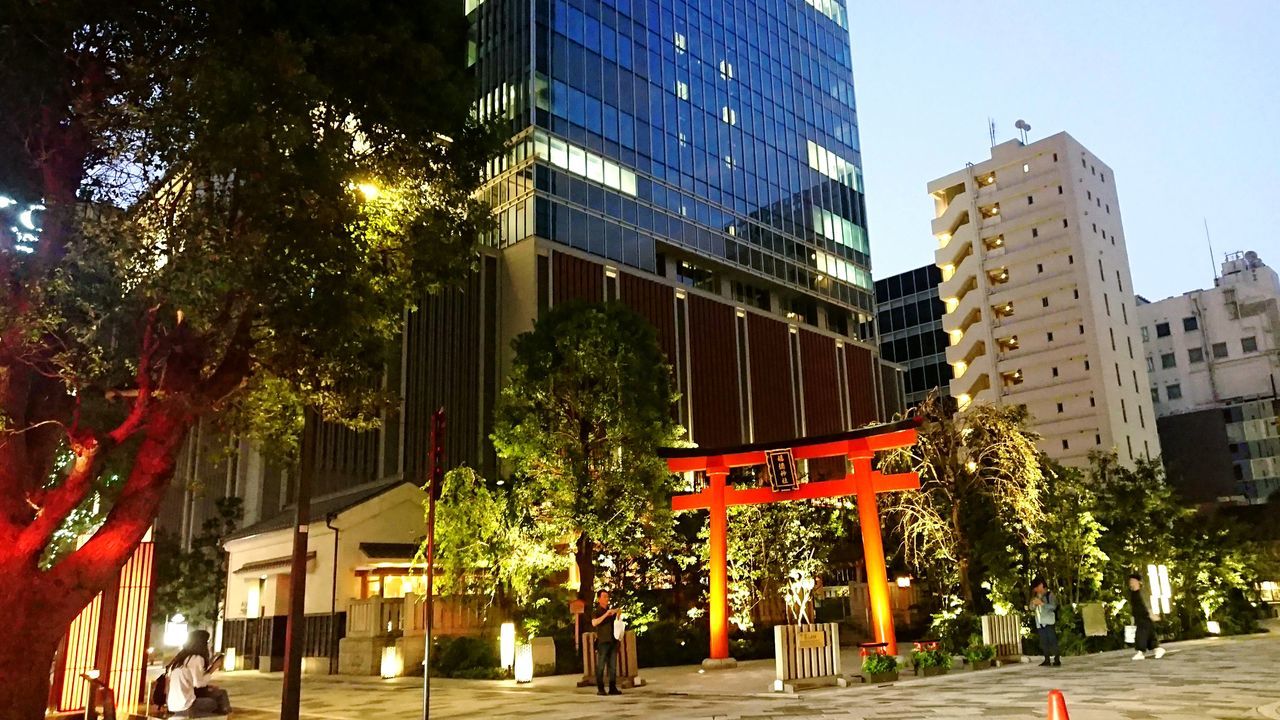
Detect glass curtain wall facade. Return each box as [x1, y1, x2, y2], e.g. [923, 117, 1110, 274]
[874, 264, 952, 405]
[469, 0, 875, 332]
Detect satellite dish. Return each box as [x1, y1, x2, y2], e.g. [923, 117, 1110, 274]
[1245, 250, 1258, 261]
[1015, 119, 1031, 131]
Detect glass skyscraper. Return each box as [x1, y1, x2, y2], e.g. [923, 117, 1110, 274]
[471, 0, 876, 334]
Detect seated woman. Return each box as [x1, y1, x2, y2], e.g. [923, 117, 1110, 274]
[166, 630, 232, 717]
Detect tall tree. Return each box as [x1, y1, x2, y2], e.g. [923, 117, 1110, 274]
[881, 394, 1046, 610]
[0, 2, 497, 714]
[492, 300, 683, 601]
[426, 466, 565, 616]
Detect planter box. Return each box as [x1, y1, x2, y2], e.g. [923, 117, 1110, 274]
[915, 666, 949, 677]
[864, 671, 899, 683]
[968, 659, 992, 670]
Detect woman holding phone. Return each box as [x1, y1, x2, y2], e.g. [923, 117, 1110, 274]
[165, 629, 232, 716]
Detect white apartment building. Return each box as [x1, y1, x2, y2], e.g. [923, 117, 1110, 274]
[929, 132, 1160, 466]
[1136, 250, 1280, 502]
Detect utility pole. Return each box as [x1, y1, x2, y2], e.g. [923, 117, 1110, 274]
[281, 411, 317, 720]
[422, 408, 445, 720]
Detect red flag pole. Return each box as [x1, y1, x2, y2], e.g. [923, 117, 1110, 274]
[422, 408, 445, 720]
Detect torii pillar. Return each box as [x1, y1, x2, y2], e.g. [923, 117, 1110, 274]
[662, 418, 921, 665]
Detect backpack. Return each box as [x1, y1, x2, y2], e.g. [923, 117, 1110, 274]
[149, 671, 168, 712]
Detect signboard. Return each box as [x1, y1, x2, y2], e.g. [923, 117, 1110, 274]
[795, 631, 827, 650]
[765, 449, 799, 491]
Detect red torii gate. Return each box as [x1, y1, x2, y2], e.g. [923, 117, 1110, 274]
[660, 417, 922, 664]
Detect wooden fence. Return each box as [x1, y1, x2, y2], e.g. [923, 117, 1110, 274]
[980, 613, 1023, 660]
[579, 631, 643, 688]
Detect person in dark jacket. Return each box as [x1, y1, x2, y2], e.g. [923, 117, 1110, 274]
[1128, 573, 1166, 660]
[590, 589, 622, 695]
[1028, 577, 1061, 667]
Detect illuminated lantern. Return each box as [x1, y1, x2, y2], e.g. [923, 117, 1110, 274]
[514, 645, 534, 684]
[380, 646, 403, 678]
[500, 622, 516, 669]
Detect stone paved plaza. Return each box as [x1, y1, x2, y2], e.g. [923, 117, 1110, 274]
[213, 627, 1280, 720]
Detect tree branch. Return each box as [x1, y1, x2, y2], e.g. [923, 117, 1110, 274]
[14, 434, 103, 561]
[107, 306, 161, 445]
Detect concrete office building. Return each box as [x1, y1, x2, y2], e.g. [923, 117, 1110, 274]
[929, 132, 1160, 466]
[875, 264, 952, 406]
[1137, 250, 1280, 502]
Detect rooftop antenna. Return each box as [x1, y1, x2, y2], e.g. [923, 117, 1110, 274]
[1015, 119, 1031, 144]
[1204, 218, 1218, 280]
[988, 118, 997, 148]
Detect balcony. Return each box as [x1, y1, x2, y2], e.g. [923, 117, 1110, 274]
[1000, 369, 1025, 388]
[986, 266, 1010, 287]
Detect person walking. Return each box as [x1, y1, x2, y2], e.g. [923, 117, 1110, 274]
[1029, 578, 1061, 667]
[590, 589, 622, 696]
[1128, 573, 1166, 660]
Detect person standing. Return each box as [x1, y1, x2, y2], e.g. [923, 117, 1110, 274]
[590, 589, 622, 696]
[1029, 578, 1061, 667]
[1128, 573, 1166, 660]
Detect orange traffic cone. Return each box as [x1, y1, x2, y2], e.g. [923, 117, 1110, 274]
[1047, 689, 1070, 720]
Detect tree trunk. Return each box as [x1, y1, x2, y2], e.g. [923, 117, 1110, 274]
[575, 533, 595, 602]
[0, 584, 82, 720]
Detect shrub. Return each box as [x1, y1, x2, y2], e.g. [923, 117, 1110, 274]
[911, 648, 952, 670]
[431, 635, 502, 679]
[929, 610, 980, 655]
[964, 644, 995, 663]
[862, 653, 898, 675]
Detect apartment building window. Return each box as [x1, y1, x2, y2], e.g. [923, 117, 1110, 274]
[1027, 195, 1034, 205]
[1090, 396, 1096, 407]
[1047, 331, 1054, 342]
[1057, 185, 1063, 194]
[1127, 337, 1134, 358]
[1092, 223, 1098, 233]
[1126, 436, 1132, 460]
[1082, 158, 1087, 168]
[1106, 204, 1111, 214]
[1141, 326, 1150, 341]
[1098, 259, 1105, 281]
[1073, 289, 1080, 299]
[1121, 399, 1127, 422]
[1139, 405, 1145, 429]
[1104, 293, 1110, 316]
[1133, 370, 1139, 392]
[1033, 228, 1039, 238]
[1212, 342, 1229, 359]
[1166, 384, 1183, 400]
[1110, 328, 1116, 350]
[1068, 254, 1074, 264]
[1084, 359, 1091, 370]
[1057, 402, 1064, 413]
[1242, 336, 1258, 353]
[1122, 303, 1128, 324]
[1042, 297, 1049, 308]
[1037, 263, 1044, 273]
[1160, 353, 1176, 369]
[1146, 357, 1155, 371]
[1188, 347, 1204, 363]
[1079, 324, 1085, 334]
[1095, 434, 1102, 445]
[1115, 363, 1122, 386]
[1054, 153, 1059, 162]
[1155, 322, 1171, 337]
[1063, 219, 1069, 228]
[1087, 191, 1092, 200]
[1116, 271, 1123, 292]
[1151, 387, 1159, 402]
[1183, 316, 1198, 331]
[1052, 366, 1059, 377]
[1101, 172, 1106, 183]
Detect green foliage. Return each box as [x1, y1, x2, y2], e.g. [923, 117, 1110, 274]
[153, 497, 243, 628]
[430, 635, 502, 679]
[911, 648, 952, 670]
[862, 653, 899, 675]
[1029, 462, 1107, 607]
[710, 494, 843, 628]
[493, 300, 684, 594]
[929, 608, 980, 656]
[882, 394, 1046, 611]
[963, 644, 995, 663]
[425, 467, 565, 614]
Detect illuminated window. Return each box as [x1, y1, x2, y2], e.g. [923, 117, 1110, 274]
[531, 131, 637, 196]
[806, 140, 862, 191]
[721, 107, 737, 125]
[674, 32, 687, 52]
[675, 80, 689, 100]
[719, 60, 734, 79]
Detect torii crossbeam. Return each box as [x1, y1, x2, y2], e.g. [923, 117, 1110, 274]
[660, 417, 922, 664]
